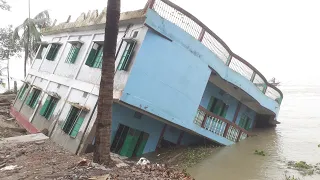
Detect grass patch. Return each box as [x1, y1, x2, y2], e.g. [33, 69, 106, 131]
[294, 161, 312, 169]
[287, 161, 318, 176]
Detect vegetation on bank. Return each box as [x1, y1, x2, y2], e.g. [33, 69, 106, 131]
[254, 150, 266, 156]
[287, 160, 320, 176]
[145, 145, 220, 170]
[284, 174, 300, 180]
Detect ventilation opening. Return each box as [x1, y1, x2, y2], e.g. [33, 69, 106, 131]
[134, 111, 143, 119]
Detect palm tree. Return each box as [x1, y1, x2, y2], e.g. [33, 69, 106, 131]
[13, 10, 51, 78]
[0, 0, 10, 11]
[93, 0, 121, 165]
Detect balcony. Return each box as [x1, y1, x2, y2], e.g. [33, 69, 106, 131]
[147, 0, 283, 105]
[194, 106, 252, 142]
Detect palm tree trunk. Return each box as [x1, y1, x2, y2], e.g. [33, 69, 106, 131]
[93, 0, 120, 165]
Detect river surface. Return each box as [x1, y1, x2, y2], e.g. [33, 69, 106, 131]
[188, 84, 320, 180]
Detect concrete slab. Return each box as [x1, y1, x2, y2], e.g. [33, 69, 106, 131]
[0, 133, 48, 145]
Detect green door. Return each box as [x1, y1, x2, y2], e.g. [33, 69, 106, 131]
[135, 133, 149, 157]
[120, 129, 141, 157]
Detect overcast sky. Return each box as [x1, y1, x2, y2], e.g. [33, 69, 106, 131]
[1, 0, 319, 85]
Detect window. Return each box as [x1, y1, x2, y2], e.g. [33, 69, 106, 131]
[117, 41, 136, 71]
[46, 43, 61, 61]
[85, 43, 103, 68]
[62, 106, 86, 138]
[207, 96, 229, 118]
[36, 44, 48, 59]
[39, 95, 58, 120]
[65, 42, 82, 64]
[25, 88, 41, 108]
[18, 83, 29, 100]
[239, 115, 252, 131]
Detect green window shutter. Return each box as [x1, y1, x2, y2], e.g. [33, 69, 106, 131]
[213, 100, 223, 115]
[52, 45, 61, 60]
[221, 105, 229, 118]
[25, 90, 34, 105]
[39, 96, 51, 116]
[32, 91, 41, 108]
[244, 118, 251, 130]
[93, 47, 103, 68]
[66, 43, 81, 64]
[45, 99, 57, 119]
[239, 116, 247, 128]
[85, 43, 99, 67]
[69, 116, 85, 138]
[65, 45, 76, 63]
[18, 84, 26, 99]
[70, 46, 80, 63]
[207, 97, 215, 111]
[85, 49, 97, 67]
[46, 45, 55, 60]
[117, 42, 136, 71]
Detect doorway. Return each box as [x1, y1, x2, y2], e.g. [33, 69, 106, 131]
[111, 124, 149, 158]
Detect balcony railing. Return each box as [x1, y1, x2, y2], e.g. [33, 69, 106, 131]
[146, 0, 283, 105]
[193, 106, 252, 142]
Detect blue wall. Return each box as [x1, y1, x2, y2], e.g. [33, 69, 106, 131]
[143, 9, 280, 117]
[112, 103, 165, 154]
[121, 18, 234, 145]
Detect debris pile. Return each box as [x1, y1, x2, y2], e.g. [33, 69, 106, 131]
[0, 139, 194, 179]
[0, 94, 27, 139]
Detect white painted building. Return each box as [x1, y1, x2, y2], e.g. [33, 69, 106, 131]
[12, 8, 149, 154]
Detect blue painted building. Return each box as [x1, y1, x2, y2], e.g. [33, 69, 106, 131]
[11, 0, 283, 157]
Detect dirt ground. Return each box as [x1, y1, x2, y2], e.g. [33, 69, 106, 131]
[0, 141, 194, 180]
[0, 94, 194, 180]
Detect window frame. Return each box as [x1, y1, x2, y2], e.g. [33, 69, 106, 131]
[117, 39, 137, 71]
[46, 43, 62, 61]
[25, 88, 41, 109]
[85, 42, 103, 68]
[36, 44, 49, 60]
[65, 41, 83, 64]
[62, 105, 87, 138]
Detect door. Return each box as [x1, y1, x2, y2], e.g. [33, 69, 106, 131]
[111, 124, 130, 154]
[120, 129, 141, 157]
[134, 132, 149, 157]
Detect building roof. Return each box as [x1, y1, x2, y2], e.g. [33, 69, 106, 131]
[41, 8, 146, 35]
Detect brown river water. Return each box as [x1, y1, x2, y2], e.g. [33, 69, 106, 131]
[188, 84, 320, 180]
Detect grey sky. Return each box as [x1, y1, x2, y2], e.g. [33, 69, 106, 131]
[1, 0, 319, 85]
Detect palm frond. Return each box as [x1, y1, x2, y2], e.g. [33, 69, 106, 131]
[12, 23, 25, 40]
[33, 10, 49, 20]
